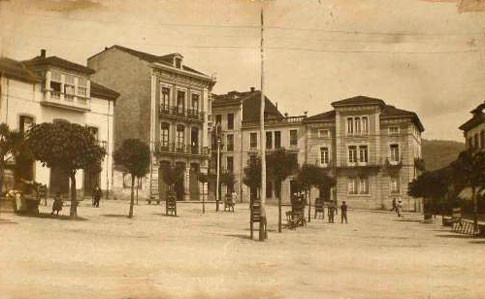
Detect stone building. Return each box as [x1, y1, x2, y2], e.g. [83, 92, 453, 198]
[87, 45, 216, 201]
[303, 96, 424, 210]
[0, 50, 118, 197]
[459, 101, 485, 151]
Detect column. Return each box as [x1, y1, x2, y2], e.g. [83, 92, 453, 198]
[202, 88, 209, 148]
[184, 166, 190, 201]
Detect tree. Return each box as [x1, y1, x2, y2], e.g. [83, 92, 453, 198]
[296, 164, 336, 222]
[161, 164, 185, 199]
[220, 171, 236, 193]
[0, 124, 25, 218]
[451, 150, 485, 231]
[198, 173, 209, 213]
[266, 149, 298, 232]
[27, 122, 106, 218]
[113, 139, 150, 218]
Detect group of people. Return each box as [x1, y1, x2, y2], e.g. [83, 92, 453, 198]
[326, 200, 348, 224]
[50, 186, 103, 215]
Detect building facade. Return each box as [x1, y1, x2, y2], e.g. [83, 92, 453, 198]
[213, 92, 425, 210]
[459, 101, 485, 151]
[88, 45, 215, 201]
[0, 50, 118, 197]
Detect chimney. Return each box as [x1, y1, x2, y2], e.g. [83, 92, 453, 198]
[304, 111, 308, 117]
[40, 49, 46, 58]
[105, 47, 109, 50]
[250, 87, 255, 92]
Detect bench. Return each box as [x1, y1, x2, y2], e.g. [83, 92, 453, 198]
[147, 197, 161, 205]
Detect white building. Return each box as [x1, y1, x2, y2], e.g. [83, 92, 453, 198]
[0, 50, 119, 197]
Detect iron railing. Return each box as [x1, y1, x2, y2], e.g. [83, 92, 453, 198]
[154, 142, 210, 156]
[159, 104, 204, 121]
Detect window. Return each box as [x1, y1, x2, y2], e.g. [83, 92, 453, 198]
[227, 113, 234, 130]
[191, 94, 199, 112]
[226, 134, 234, 151]
[160, 122, 170, 148]
[176, 90, 185, 114]
[290, 130, 298, 147]
[250, 132, 257, 149]
[359, 177, 369, 194]
[77, 77, 87, 97]
[474, 133, 479, 149]
[390, 176, 400, 194]
[176, 125, 185, 150]
[348, 146, 357, 164]
[19, 115, 34, 133]
[347, 118, 354, 134]
[64, 74, 75, 102]
[390, 144, 400, 162]
[318, 129, 329, 138]
[266, 131, 273, 149]
[389, 126, 399, 135]
[348, 177, 358, 194]
[216, 114, 222, 125]
[362, 117, 369, 133]
[359, 145, 368, 163]
[274, 131, 281, 148]
[481, 131, 485, 149]
[161, 87, 170, 110]
[227, 156, 234, 173]
[320, 147, 329, 165]
[175, 57, 182, 69]
[355, 117, 361, 134]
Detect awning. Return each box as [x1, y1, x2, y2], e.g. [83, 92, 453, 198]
[457, 187, 485, 200]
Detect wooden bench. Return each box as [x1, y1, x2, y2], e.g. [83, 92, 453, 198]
[147, 197, 161, 205]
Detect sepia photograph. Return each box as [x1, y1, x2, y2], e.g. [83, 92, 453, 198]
[1, 0, 485, 298]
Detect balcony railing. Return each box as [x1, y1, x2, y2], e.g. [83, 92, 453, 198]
[43, 90, 90, 111]
[159, 104, 204, 121]
[154, 142, 210, 156]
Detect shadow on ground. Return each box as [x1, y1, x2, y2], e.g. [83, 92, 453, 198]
[393, 219, 423, 223]
[16, 213, 87, 221]
[102, 214, 130, 218]
[436, 234, 476, 239]
[223, 233, 252, 240]
[0, 218, 18, 225]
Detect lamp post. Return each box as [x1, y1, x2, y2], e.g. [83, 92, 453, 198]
[216, 124, 222, 212]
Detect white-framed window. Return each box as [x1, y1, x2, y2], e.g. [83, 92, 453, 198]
[389, 126, 399, 135]
[191, 93, 200, 112]
[359, 145, 368, 163]
[64, 74, 75, 102]
[348, 146, 357, 165]
[318, 129, 329, 138]
[160, 122, 170, 148]
[320, 147, 329, 165]
[176, 125, 185, 149]
[348, 177, 358, 194]
[355, 117, 361, 134]
[362, 116, 369, 133]
[347, 117, 354, 134]
[390, 176, 400, 194]
[390, 144, 400, 163]
[161, 87, 171, 110]
[77, 77, 87, 97]
[176, 90, 186, 114]
[290, 129, 298, 147]
[359, 177, 369, 194]
[227, 134, 234, 151]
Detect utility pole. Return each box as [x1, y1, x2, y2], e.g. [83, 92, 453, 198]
[259, 4, 267, 241]
[216, 124, 221, 211]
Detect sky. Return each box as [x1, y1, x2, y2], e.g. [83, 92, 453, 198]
[1, 0, 485, 141]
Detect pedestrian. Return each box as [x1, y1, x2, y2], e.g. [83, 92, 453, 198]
[51, 192, 63, 215]
[328, 200, 336, 223]
[341, 201, 348, 224]
[390, 198, 397, 212]
[93, 186, 102, 208]
[231, 190, 238, 204]
[396, 199, 403, 217]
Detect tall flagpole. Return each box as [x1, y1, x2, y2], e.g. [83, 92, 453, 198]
[259, 3, 267, 241]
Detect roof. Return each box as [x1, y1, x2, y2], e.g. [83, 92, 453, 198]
[23, 56, 95, 75]
[93, 45, 208, 77]
[460, 102, 485, 132]
[303, 110, 336, 123]
[213, 90, 284, 122]
[331, 95, 386, 108]
[90, 81, 120, 101]
[381, 105, 424, 132]
[0, 57, 40, 83]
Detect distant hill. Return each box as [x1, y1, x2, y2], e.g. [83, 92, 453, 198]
[422, 139, 465, 171]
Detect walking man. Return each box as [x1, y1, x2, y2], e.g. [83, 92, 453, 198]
[93, 186, 102, 208]
[341, 201, 348, 223]
[396, 199, 403, 217]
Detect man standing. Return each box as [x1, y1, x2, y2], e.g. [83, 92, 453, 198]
[341, 201, 348, 224]
[396, 199, 403, 217]
[328, 200, 336, 223]
[93, 186, 102, 208]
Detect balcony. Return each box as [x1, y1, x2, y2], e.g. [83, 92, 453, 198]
[154, 142, 210, 158]
[159, 104, 204, 122]
[42, 90, 90, 112]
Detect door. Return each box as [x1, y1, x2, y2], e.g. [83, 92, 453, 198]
[189, 163, 199, 201]
[191, 127, 199, 154]
[159, 161, 170, 201]
[84, 171, 100, 197]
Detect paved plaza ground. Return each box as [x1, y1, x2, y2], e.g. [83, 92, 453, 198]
[0, 199, 484, 299]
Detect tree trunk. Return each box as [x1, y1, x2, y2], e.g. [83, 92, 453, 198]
[0, 165, 3, 219]
[202, 182, 205, 214]
[136, 177, 139, 205]
[472, 186, 478, 233]
[278, 195, 282, 233]
[307, 189, 311, 223]
[70, 172, 77, 218]
[129, 175, 135, 218]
